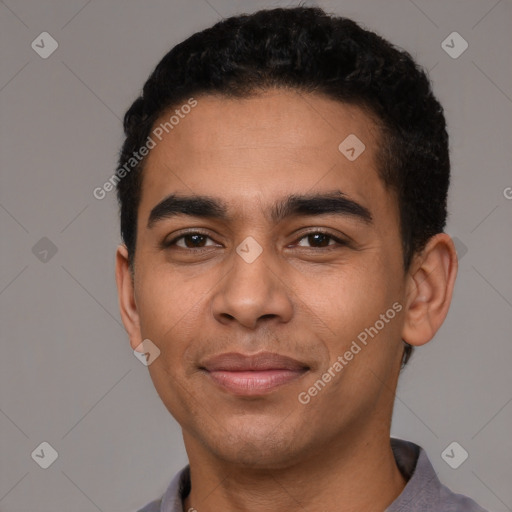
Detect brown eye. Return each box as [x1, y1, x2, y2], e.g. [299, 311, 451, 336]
[165, 232, 218, 249]
[296, 231, 345, 248]
[179, 234, 208, 248]
[305, 233, 331, 247]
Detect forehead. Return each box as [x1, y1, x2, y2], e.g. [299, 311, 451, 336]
[138, 90, 390, 222]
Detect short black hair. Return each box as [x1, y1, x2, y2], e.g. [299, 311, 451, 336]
[117, 6, 450, 364]
[117, 6, 449, 269]
[116, 6, 450, 365]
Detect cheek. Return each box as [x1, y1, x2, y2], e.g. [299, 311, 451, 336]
[298, 261, 402, 371]
[302, 265, 388, 332]
[134, 267, 198, 347]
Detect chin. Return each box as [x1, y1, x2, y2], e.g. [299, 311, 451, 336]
[218, 442, 298, 470]
[202, 417, 310, 469]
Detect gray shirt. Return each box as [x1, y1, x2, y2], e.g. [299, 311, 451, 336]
[138, 438, 488, 512]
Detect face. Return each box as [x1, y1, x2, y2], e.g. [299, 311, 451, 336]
[125, 90, 409, 468]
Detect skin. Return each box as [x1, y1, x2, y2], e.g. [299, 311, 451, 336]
[116, 90, 458, 512]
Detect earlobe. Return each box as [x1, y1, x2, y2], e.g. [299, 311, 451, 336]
[115, 244, 143, 350]
[401, 233, 458, 347]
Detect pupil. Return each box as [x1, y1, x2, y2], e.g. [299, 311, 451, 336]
[187, 234, 204, 248]
[309, 233, 329, 247]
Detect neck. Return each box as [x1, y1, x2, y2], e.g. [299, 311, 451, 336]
[182, 427, 407, 512]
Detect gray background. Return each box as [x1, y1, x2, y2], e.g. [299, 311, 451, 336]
[1, 0, 511, 511]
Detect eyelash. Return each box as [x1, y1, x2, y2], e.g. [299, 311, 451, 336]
[163, 229, 348, 251]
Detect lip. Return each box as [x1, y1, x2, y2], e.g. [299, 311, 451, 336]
[200, 352, 309, 396]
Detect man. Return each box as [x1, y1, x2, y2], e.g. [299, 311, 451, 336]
[114, 6, 487, 512]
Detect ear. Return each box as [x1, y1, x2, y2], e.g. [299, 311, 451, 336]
[402, 233, 458, 347]
[115, 244, 143, 351]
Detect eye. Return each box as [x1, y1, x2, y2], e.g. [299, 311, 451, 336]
[295, 231, 346, 249]
[163, 230, 348, 251]
[165, 231, 218, 249]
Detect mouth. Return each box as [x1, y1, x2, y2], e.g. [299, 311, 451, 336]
[200, 352, 310, 396]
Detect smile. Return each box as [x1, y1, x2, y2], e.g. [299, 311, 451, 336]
[200, 352, 310, 396]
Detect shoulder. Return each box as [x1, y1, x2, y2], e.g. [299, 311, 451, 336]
[388, 438, 489, 512]
[136, 465, 190, 512]
[437, 483, 489, 512]
[137, 498, 162, 512]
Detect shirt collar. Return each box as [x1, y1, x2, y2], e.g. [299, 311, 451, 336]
[386, 438, 441, 511]
[159, 438, 442, 512]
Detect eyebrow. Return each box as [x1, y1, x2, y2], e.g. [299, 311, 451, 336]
[147, 190, 372, 228]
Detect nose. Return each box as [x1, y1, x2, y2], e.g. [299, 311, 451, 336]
[210, 246, 294, 330]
